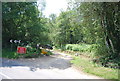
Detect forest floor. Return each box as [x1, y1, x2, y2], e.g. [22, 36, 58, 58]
[0, 51, 112, 80]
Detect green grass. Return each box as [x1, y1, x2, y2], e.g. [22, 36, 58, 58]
[71, 56, 119, 81]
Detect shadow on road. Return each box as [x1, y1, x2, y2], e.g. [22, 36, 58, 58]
[1, 54, 72, 72]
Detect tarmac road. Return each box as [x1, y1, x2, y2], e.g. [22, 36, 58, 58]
[0, 52, 103, 79]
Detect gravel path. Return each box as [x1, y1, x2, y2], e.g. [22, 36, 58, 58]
[0, 52, 106, 79]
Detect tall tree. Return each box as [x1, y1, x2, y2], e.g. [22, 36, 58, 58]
[2, 2, 48, 48]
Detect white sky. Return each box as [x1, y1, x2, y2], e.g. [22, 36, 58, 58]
[37, 0, 68, 18]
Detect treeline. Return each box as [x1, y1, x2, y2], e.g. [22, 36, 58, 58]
[2, 2, 120, 68]
[2, 2, 51, 48]
[47, 2, 120, 68]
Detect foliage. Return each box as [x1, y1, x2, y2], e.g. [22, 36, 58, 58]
[48, 11, 83, 48]
[65, 43, 119, 68]
[50, 2, 120, 68]
[65, 44, 91, 52]
[2, 2, 120, 69]
[25, 45, 41, 54]
[2, 2, 50, 49]
[46, 51, 53, 56]
[2, 49, 19, 59]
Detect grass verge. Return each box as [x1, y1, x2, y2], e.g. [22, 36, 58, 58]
[54, 49, 119, 81]
[71, 56, 119, 81]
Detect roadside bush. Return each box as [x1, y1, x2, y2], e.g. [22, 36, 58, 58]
[65, 44, 93, 53]
[66, 44, 73, 50]
[46, 51, 53, 56]
[65, 44, 120, 68]
[98, 53, 120, 69]
[23, 46, 41, 58]
[92, 44, 108, 57]
[65, 44, 110, 58]
[72, 46, 80, 51]
[89, 44, 120, 69]
[2, 49, 19, 59]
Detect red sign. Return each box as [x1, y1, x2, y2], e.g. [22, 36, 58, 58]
[17, 47, 26, 54]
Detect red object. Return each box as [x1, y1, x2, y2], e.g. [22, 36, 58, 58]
[17, 47, 26, 54]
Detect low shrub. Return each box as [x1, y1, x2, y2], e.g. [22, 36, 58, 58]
[23, 46, 41, 58]
[65, 43, 93, 53]
[45, 51, 53, 56]
[65, 44, 109, 57]
[65, 43, 120, 69]
[2, 49, 19, 59]
[66, 44, 73, 50]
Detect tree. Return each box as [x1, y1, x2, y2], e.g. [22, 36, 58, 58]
[72, 2, 120, 66]
[2, 2, 49, 48]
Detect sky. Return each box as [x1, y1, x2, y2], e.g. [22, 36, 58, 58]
[37, 0, 68, 18]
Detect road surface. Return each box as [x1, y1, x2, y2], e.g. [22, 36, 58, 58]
[0, 52, 104, 79]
